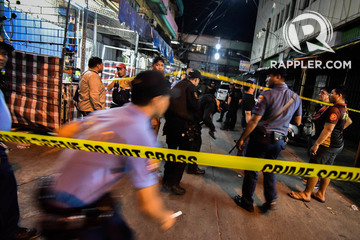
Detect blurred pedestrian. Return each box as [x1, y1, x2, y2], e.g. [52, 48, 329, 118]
[289, 86, 352, 203]
[234, 66, 302, 213]
[221, 84, 242, 131]
[151, 56, 166, 134]
[0, 38, 38, 239]
[199, 93, 221, 140]
[39, 70, 176, 239]
[216, 83, 233, 122]
[78, 56, 105, 116]
[107, 63, 131, 108]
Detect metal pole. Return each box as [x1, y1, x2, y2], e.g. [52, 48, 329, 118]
[93, 12, 97, 56]
[59, 0, 71, 125]
[133, 33, 139, 76]
[80, 1, 88, 73]
[260, 18, 271, 68]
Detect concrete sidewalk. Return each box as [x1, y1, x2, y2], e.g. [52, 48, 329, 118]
[8, 112, 360, 240]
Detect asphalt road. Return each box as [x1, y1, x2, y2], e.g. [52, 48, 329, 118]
[7, 112, 360, 240]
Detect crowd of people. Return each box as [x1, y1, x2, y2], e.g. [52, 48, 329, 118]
[0, 46, 353, 239]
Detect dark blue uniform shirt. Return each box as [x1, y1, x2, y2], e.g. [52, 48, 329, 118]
[253, 84, 302, 136]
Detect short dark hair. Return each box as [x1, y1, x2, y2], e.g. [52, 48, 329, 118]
[88, 56, 102, 68]
[243, 80, 254, 92]
[320, 87, 331, 94]
[152, 56, 164, 65]
[333, 85, 347, 99]
[131, 70, 170, 106]
[267, 63, 287, 78]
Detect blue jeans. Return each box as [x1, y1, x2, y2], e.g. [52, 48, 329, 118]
[241, 131, 285, 206]
[0, 145, 20, 239]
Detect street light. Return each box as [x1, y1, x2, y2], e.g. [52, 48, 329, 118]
[215, 43, 221, 50]
[214, 52, 220, 60]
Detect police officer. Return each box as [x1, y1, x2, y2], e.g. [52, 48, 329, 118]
[162, 69, 204, 195]
[234, 66, 302, 212]
[221, 84, 242, 130]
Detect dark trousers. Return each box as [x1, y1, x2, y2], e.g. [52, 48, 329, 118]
[163, 132, 199, 186]
[187, 135, 202, 172]
[241, 131, 285, 206]
[0, 146, 19, 239]
[224, 105, 238, 129]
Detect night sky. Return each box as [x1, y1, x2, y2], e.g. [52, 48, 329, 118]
[176, 0, 259, 42]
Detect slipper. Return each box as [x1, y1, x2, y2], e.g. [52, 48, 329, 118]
[288, 191, 310, 202]
[311, 193, 325, 203]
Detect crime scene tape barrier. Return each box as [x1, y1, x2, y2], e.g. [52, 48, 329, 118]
[105, 70, 360, 114]
[1, 131, 360, 183]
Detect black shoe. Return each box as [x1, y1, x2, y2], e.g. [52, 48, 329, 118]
[234, 195, 254, 212]
[261, 201, 277, 212]
[162, 184, 186, 195]
[187, 167, 205, 175]
[216, 119, 222, 122]
[11, 227, 38, 240]
[220, 126, 228, 130]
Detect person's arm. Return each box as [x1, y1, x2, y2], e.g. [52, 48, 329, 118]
[136, 184, 175, 231]
[237, 115, 262, 150]
[107, 80, 116, 91]
[88, 75, 103, 110]
[227, 96, 232, 105]
[245, 111, 252, 124]
[344, 116, 352, 130]
[291, 115, 302, 126]
[310, 122, 335, 155]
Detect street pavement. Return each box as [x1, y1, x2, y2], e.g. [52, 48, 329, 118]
[7, 112, 360, 240]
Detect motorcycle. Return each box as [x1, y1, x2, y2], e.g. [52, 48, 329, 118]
[288, 115, 315, 152]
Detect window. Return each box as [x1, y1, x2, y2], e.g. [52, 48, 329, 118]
[289, 0, 296, 19]
[279, 9, 285, 29]
[285, 4, 290, 22]
[190, 44, 208, 54]
[274, 13, 280, 31]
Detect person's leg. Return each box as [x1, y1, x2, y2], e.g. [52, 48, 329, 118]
[0, 149, 20, 239]
[187, 135, 204, 174]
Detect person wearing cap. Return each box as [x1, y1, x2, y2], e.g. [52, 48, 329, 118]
[205, 81, 217, 96]
[221, 83, 242, 131]
[107, 63, 131, 108]
[234, 65, 302, 213]
[40, 70, 176, 238]
[78, 56, 105, 116]
[238, 79, 256, 156]
[0, 39, 38, 239]
[162, 69, 204, 195]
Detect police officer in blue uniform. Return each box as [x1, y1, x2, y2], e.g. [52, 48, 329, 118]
[234, 66, 302, 212]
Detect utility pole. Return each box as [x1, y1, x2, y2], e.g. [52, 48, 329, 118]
[80, 0, 88, 73]
[260, 18, 271, 68]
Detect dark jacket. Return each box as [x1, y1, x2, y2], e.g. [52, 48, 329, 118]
[199, 94, 217, 132]
[164, 79, 200, 135]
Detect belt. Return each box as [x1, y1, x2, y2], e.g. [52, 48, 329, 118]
[263, 132, 287, 141]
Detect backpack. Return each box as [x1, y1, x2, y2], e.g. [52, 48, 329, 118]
[112, 82, 130, 107]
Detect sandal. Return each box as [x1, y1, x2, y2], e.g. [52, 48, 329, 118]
[311, 193, 325, 203]
[288, 191, 310, 202]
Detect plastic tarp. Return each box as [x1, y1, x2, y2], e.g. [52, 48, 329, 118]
[118, 0, 152, 42]
[118, 0, 174, 63]
[152, 29, 174, 63]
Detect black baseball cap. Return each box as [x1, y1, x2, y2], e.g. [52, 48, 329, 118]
[188, 69, 201, 79]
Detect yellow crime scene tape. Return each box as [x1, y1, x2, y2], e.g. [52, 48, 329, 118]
[105, 70, 360, 113]
[1, 130, 360, 183]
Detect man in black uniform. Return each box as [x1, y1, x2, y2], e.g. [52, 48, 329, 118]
[238, 79, 256, 156]
[235, 66, 302, 213]
[199, 93, 220, 139]
[162, 70, 204, 195]
[221, 84, 242, 130]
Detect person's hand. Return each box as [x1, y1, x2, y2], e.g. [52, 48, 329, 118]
[160, 211, 176, 231]
[310, 144, 319, 155]
[208, 130, 216, 139]
[236, 139, 244, 151]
